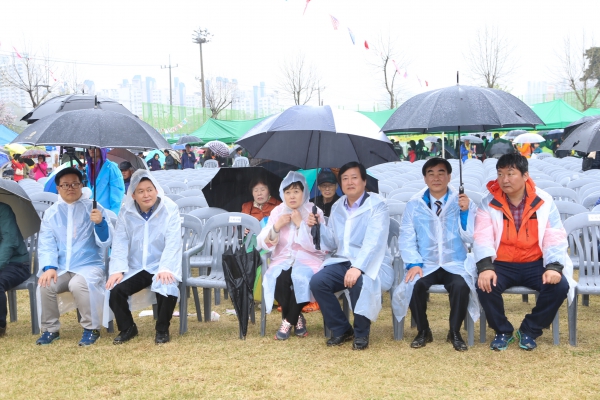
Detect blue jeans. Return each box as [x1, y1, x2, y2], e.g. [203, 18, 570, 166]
[476, 259, 569, 339]
[0, 263, 31, 328]
[310, 261, 371, 338]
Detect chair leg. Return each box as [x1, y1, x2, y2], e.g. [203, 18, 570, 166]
[214, 288, 221, 305]
[568, 294, 578, 346]
[411, 315, 416, 328]
[260, 290, 267, 337]
[152, 304, 158, 320]
[203, 288, 212, 322]
[342, 295, 350, 319]
[582, 294, 589, 306]
[479, 308, 487, 343]
[29, 286, 39, 335]
[192, 287, 202, 321]
[522, 294, 529, 303]
[552, 309, 560, 345]
[467, 313, 474, 347]
[7, 290, 17, 323]
[107, 320, 115, 334]
[224, 290, 229, 300]
[179, 285, 188, 335]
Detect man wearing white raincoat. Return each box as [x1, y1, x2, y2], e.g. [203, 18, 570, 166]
[392, 158, 478, 352]
[257, 172, 327, 340]
[37, 167, 112, 346]
[106, 170, 182, 345]
[309, 162, 391, 350]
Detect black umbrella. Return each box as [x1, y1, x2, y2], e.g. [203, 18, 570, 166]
[202, 167, 282, 212]
[558, 119, 600, 153]
[485, 139, 516, 158]
[175, 135, 203, 146]
[564, 115, 600, 136]
[237, 106, 397, 249]
[542, 129, 565, 140]
[21, 94, 135, 124]
[0, 179, 41, 238]
[381, 76, 543, 192]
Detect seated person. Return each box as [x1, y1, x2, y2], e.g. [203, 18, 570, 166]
[106, 170, 182, 345]
[392, 158, 477, 352]
[36, 167, 112, 346]
[474, 153, 575, 351]
[257, 172, 327, 340]
[241, 177, 282, 222]
[119, 161, 134, 193]
[309, 169, 340, 218]
[86, 148, 125, 215]
[0, 201, 31, 337]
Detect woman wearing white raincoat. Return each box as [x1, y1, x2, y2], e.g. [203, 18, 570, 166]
[308, 162, 391, 350]
[105, 170, 182, 345]
[257, 171, 327, 340]
[391, 158, 478, 351]
[36, 167, 112, 347]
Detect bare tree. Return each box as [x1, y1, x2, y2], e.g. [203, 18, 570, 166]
[465, 26, 516, 89]
[0, 100, 16, 126]
[278, 53, 320, 105]
[60, 63, 85, 94]
[554, 33, 599, 111]
[204, 78, 238, 119]
[369, 35, 409, 109]
[0, 47, 61, 108]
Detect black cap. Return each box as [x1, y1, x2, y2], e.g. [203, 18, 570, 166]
[119, 161, 133, 170]
[317, 170, 337, 185]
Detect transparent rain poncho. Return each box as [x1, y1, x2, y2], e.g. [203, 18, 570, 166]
[391, 187, 480, 323]
[104, 169, 183, 326]
[37, 188, 113, 329]
[256, 171, 327, 313]
[473, 184, 576, 304]
[318, 191, 391, 322]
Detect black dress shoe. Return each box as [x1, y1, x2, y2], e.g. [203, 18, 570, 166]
[113, 324, 138, 345]
[353, 336, 369, 350]
[447, 330, 468, 352]
[155, 330, 170, 344]
[327, 327, 354, 346]
[410, 328, 433, 348]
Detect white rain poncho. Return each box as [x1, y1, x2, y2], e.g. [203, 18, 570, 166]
[37, 188, 113, 329]
[391, 187, 480, 323]
[104, 170, 182, 326]
[318, 192, 390, 322]
[256, 171, 327, 313]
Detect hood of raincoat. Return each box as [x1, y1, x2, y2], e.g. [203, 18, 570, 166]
[279, 171, 310, 214]
[124, 169, 165, 208]
[85, 148, 109, 185]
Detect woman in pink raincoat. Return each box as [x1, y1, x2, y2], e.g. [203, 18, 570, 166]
[257, 171, 327, 340]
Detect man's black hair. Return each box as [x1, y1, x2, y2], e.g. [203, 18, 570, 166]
[494, 133, 500, 139]
[164, 150, 170, 155]
[421, 158, 452, 176]
[54, 167, 83, 185]
[496, 153, 528, 175]
[283, 181, 304, 192]
[338, 161, 367, 183]
[137, 176, 156, 189]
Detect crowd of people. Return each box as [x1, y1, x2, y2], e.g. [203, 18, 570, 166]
[0, 150, 574, 353]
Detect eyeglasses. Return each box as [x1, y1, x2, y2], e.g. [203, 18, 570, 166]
[58, 182, 82, 190]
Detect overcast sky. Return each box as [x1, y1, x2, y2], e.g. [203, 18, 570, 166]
[1, 0, 598, 110]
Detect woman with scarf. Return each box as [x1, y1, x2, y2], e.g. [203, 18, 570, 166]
[256, 172, 327, 340]
[86, 148, 125, 215]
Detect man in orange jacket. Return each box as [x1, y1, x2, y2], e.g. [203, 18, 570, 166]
[473, 154, 572, 351]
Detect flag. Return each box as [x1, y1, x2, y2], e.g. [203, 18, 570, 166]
[12, 46, 22, 59]
[425, 81, 429, 87]
[417, 75, 422, 87]
[329, 15, 339, 30]
[348, 28, 355, 45]
[403, 70, 408, 78]
[392, 60, 402, 75]
[303, 0, 310, 15]
[364, 40, 369, 50]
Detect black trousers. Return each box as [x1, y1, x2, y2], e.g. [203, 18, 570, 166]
[109, 270, 178, 332]
[409, 267, 470, 332]
[274, 268, 308, 326]
[0, 263, 30, 328]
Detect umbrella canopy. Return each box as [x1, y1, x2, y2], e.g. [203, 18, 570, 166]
[237, 106, 397, 170]
[107, 148, 148, 171]
[168, 149, 181, 164]
[145, 149, 165, 165]
[4, 143, 27, 155]
[0, 125, 18, 146]
[564, 115, 600, 136]
[424, 136, 440, 142]
[202, 167, 283, 213]
[513, 133, 546, 144]
[229, 144, 242, 156]
[20, 94, 135, 124]
[485, 139, 516, 157]
[0, 152, 9, 168]
[502, 130, 528, 140]
[11, 109, 169, 150]
[204, 140, 230, 157]
[559, 119, 600, 153]
[175, 135, 203, 146]
[21, 148, 50, 159]
[542, 129, 564, 140]
[460, 135, 483, 143]
[0, 179, 41, 238]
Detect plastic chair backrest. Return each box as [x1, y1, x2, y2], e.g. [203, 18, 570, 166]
[388, 202, 406, 222]
[391, 192, 418, 203]
[232, 157, 249, 167]
[33, 202, 50, 219]
[564, 213, 600, 285]
[179, 189, 205, 198]
[543, 187, 579, 203]
[165, 193, 184, 202]
[203, 160, 219, 168]
[163, 181, 188, 194]
[582, 192, 600, 210]
[188, 207, 228, 223]
[567, 178, 599, 192]
[29, 192, 58, 205]
[176, 197, 208, 213]
[181, 214, 204, 252]
[186, 180, 206, 190]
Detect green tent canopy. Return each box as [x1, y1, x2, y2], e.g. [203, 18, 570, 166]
[583, 108, 600, 116]
[530, 99, 585, 130]
[359, 108, 397, 129]
[184, 117, 267, 144]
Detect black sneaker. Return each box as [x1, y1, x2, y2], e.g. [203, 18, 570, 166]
[113, 324, 138, 345]
[294, 313, 308, 337]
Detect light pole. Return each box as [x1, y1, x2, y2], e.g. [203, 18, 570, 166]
[161, 55, 178, 127]
[192, 27, 212, 110]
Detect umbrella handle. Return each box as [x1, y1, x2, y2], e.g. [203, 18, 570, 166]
[459, 185, 464, 195]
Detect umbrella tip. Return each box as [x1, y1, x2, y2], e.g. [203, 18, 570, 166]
[456, 71, 459, 85]
[94, 95, 98, 108]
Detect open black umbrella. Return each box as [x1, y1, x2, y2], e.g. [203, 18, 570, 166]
[0, 179, 40, 238]
[107, 148, 148, 171]
[542, 129, 565, 140]
[21, 94, 135, 124]
[564, 115, 600, 136]
[558, 119, 600, 153]
[202, 167, 282, 212]
[485, 139, 516, 158]
[176, 135, 203, 146]
[381, 77, 543, 192]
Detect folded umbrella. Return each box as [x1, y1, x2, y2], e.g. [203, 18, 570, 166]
[0, 179, 41, 238]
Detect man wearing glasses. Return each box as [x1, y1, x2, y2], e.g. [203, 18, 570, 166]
[36, 168, 112, 346]
[309, 170, 340, 218]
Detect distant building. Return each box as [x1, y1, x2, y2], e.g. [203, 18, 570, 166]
[0, 55, 34, 110]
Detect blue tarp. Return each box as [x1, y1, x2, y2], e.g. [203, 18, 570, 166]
[0, 125, 18, 146]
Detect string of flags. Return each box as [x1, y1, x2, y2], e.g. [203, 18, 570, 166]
[162, 118, 188, 134]
[0, 42, 58, 82]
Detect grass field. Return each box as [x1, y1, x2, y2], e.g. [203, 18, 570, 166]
[3, 288, 600, 399]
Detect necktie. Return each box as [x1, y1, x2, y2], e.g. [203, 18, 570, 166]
[435, 200, 442, 216]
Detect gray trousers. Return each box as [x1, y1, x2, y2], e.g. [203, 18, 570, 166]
[39, 272, 96, 332]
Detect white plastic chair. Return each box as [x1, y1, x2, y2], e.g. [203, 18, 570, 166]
[29, 192, 58, 205]
[203, 160, 219, 168]
[232, 157, 249, 168]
